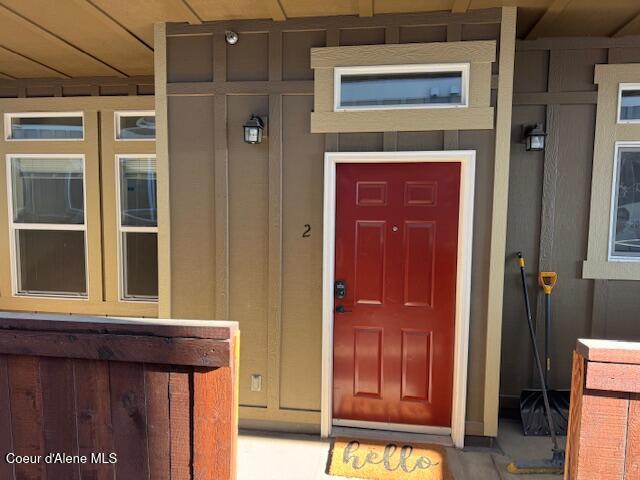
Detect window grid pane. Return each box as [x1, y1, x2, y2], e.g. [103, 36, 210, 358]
[122, 231, 158, 299]
[119, 156, 158, 300]
[612, 147, 640, 258]
[8, 115, 83, 140]
[11, 157, 84, 225]
[9, 155, 87, 297]
[339, 70, 464, 109]
[119, 157, 157, 227]
[117, 114, 156, 140]
[620, 90, 640, 121]
[16, 229, 87, 295]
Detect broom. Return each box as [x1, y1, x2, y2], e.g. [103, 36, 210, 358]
[506, 252, 565, 475]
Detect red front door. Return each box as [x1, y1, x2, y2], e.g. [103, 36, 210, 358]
[333, 162, 460, 427]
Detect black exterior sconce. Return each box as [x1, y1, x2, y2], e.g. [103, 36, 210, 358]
[522, 123, 547, 151]
[243, 114, 266, 144]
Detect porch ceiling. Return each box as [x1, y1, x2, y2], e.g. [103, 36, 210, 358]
[0, 0, 638, 80]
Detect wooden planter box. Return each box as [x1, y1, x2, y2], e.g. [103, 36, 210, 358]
[0, 313, 239, 480]
[566, 339, 640, 480]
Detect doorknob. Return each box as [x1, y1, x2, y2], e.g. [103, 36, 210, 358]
[335, 305, 352, 314]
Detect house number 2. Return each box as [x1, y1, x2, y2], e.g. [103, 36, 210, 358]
[302, 224, 311, 238]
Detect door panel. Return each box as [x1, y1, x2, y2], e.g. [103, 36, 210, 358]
[403, 221, 436, 308]
[355, 221, 386, 304]
[333, 162, 460, 427]
[401, 330, 432, 401]
[354, 327, 383, 397]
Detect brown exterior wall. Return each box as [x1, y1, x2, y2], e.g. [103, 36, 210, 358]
[501, 37, 640, 409]
[162, 10, 505, 433]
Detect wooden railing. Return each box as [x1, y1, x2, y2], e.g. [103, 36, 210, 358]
[0, 312, 239, 480]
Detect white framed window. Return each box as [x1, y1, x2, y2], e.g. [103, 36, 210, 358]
[4, 112, 84, 141]
[333, 63, 470, 112]
[617, 84, 640, 123]
[6, 154, 88, 297]
[609, 142, 640, 261]
[116, 155, 158, 301]
[114, 111, 156, 140]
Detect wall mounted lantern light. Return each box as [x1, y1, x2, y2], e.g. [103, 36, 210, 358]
[522, 123, 547, 151]
[243, 114, 265, 144]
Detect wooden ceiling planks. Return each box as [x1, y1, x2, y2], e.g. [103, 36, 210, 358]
[186, 0, 273, 21]
[375, 0, 453, 15]
[0, 0, 153, 77]
[0, 4, 121, 77]
[2, 0, 640, 79]
[0, 45, 66, 78]
[89, 0, 202, 46]
[613, 11, 640, 37]
[277, 0, 356, 18]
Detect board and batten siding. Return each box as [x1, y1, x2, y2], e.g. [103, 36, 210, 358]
[501, 37, 640, 409]
[160, 10, 506, 434]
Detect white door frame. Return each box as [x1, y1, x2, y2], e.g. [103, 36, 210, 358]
[320, 150, 476, 449]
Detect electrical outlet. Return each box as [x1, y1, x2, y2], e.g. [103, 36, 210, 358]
[250, 374, 262, 392]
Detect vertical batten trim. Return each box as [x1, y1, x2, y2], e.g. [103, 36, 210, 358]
[213, 33, 230, 320]
[483, 6, 517, 438]
[267, 93, 283, 411]
[267, 29, 284, 411]
[155, 23, 171, 318]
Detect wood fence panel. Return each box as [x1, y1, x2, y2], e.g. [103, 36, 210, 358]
[625, 393, 640, 479]
[6, 356, 45, 480]
[40, 358, 80, 480]
[566, 341, 640, 480]
[0, 356, 14, 480]
[145, 365, 171, 480]
[74, 359, 115, 480]
[110, 362, 150, 479]
[0, 316, 239, 480]
[170, 370, 192, 480]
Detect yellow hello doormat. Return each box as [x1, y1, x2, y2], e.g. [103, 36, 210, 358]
[327, 438, 453, 480]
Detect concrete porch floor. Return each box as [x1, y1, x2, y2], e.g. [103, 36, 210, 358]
[238, 419, 567, 480]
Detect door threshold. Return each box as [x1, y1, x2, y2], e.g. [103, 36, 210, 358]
[331, 426, 454, 448]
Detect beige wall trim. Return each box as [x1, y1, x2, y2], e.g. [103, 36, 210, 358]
[310, 41, 495, 134]
[321, 151, 476, 449]
[311, 41, 496, 69]
[584, 64, 640, 281]
[482, 6, 517, 438]
[155, 23, 171, 318]
[311, 108, 494, 133]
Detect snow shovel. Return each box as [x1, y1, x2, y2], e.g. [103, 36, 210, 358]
[518, 259, 570, 436]
[507, 253, 565, 475]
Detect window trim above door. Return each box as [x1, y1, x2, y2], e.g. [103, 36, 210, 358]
[320, 150, 476, 449]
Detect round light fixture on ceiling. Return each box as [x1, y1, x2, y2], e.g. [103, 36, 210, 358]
[225, 31, 239, 45]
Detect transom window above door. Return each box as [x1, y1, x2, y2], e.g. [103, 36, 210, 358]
[334, 64, 469, 111]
